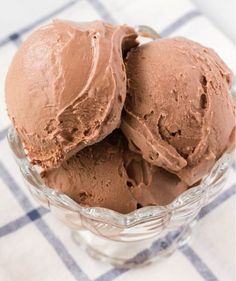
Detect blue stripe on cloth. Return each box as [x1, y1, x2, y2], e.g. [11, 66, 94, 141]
[0, 0, 80, 47]
[95, 230, 181, 281]
[160, 10, 202, 37]
[87, 0, 117, 24]
[0, 127, 9, 142]
[9, 33, 22, 47]
[0, 161, 90, 281]
[0, 207, 49, 237]
[94, 184, 236, 281]
[8, 33, 20, 41]
[34, 219, 90, 281]
[232, 162, 236, 171]
[198, 184, 236, 220]
[180, 246, 219, 281]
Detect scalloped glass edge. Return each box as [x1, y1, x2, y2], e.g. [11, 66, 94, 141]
[7, 126, 233, 227]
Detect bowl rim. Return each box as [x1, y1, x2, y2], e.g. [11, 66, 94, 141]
[7, 126, 232, 227]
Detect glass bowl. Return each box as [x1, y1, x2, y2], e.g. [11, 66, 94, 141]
[6, 25, 235, 267]
[7, 126, 233, 268]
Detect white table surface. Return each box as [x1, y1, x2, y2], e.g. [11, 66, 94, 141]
[192, 0, 236, 42]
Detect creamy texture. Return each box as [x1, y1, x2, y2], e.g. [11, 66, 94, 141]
[122, 37, 235, 185]
[6, 20, 138, 169]
[124, 151, 188, 207]
[6, 24, 235, 213]
[41, 131, 188, 213]
[41, 132, 138, 213]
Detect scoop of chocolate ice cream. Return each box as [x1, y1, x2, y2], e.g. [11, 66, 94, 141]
[41, 132, 138, 214]
[124, 151, 188, 207]
[5, 20, 138, 169]
[41, 131, 188, 213]
[122, 37, 235, 185]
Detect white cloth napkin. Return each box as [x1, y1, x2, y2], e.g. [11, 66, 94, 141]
[0, 1, 235, 281]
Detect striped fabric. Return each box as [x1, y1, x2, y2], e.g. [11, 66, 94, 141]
[0, 1, 235, 281]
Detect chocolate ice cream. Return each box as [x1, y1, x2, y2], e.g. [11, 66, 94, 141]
[41, 132, 138, 213]
[122, 37, 235, 185]
[5, 20, 138, 169]
[5, 20, 235, 213]
[124, 152, 188, 207]
[42, 131, 188, 213]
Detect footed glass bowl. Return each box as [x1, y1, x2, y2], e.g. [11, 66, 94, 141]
[8, 126, 232, 267]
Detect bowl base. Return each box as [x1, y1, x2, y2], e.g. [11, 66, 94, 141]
[71, 222, 194, 268]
